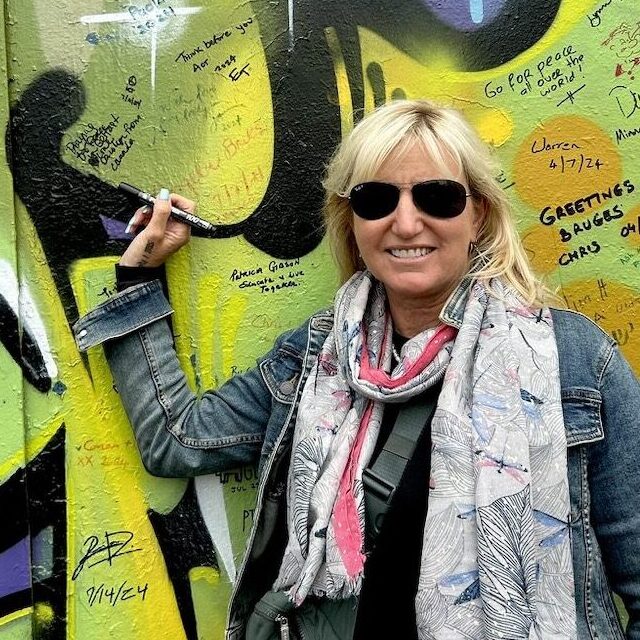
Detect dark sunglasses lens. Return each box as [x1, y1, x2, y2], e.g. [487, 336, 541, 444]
[413, 180, 468, 218]
[350, 183, 399, 220]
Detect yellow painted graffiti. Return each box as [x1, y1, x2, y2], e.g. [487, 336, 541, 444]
[1, 1, 639, 639]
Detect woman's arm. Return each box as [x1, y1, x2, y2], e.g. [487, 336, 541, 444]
[74, 280, 276, 477]
[74, 190, 278, 478]
[590, 346, 640, 638]
[104, 313, 273, 477]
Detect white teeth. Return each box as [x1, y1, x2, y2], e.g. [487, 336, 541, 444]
[390, 247, 432, 258]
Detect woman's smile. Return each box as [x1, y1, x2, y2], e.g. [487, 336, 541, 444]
[387, 246, 434, 259]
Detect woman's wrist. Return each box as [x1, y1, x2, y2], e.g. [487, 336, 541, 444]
[115, 263, 166, 292]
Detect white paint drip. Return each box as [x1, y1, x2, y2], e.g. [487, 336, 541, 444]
[0, 259, 18, 310]
[79, 7, 201, 24]
[151, 28, 157, 92]
[79, 7, 202, 96]
[79, 12, 133, 24]
[470, 0, 484, 23]
[19, 279, 58, 380]
[0, 259, 57, 379]
[195, 475, 237, 582]
[288, 0, 294, 50]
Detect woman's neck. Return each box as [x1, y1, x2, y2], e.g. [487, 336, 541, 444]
[387, 294, 445, 338]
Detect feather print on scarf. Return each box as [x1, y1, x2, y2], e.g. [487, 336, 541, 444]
[273, 271, 577, 639]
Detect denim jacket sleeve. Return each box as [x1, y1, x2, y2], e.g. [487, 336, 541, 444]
[72, 280, 285, 477]
[591, 343, 640, 636]
[552, 308, 640, 638]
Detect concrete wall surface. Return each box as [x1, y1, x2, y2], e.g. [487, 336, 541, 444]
[1, 0, 638, 638]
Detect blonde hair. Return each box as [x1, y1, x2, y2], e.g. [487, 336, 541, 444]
[322, 99, 554, 307]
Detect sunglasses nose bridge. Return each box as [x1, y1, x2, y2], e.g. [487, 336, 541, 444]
[391, 186, 426, 234]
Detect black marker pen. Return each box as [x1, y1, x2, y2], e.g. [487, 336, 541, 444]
[118, 182, 216, 232]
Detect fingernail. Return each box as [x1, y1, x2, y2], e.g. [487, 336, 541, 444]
[158, 188, 170, 200]
[125, 215, 136, 234]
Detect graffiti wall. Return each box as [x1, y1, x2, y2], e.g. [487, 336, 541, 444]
[1, 0, 639, 638]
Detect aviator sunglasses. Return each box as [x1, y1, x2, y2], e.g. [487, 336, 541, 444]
[348, 179, 472, 221]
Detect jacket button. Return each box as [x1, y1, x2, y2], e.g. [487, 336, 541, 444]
[279, 380, 295, 395]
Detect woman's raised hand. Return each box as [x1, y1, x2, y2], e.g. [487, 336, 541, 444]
[119, 189, 194, 267]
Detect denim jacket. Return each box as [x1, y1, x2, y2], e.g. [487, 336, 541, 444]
[73, 279, 640, 640]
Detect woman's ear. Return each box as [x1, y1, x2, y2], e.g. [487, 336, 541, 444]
[472, 197, 488, 237]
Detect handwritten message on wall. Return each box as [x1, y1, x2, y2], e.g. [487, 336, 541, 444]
[1, 0, 638, 638]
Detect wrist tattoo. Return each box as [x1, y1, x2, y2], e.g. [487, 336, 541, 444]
[136, 241, 155, 267]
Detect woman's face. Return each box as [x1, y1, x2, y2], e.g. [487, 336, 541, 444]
[352, 142, 483, 314]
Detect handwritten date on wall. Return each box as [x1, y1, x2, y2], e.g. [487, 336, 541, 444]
[129, 0, 177, 36]
[86, 580, 149, 608]
[73, 531, 149, 608]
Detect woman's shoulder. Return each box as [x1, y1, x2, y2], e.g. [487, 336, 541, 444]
[271, 308, 334, 355]
[259, 309, 334, 396]
[549, 308, 615, 346]
[549, 307, 617, 389]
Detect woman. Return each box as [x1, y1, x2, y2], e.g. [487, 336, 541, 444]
[74, 100, 640, 640]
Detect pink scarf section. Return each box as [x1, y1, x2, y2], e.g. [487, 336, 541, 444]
[338, 323, 459, 580]
[274, 272, 458, 604]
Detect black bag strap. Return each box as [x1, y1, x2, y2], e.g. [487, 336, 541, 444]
[363, 387, 440, 546]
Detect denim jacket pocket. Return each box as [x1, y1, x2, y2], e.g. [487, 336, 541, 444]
[260, 346, 304, 404]
[562, 387, 604, 447]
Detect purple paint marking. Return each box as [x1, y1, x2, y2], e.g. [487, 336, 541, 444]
[100, 214, 131, 240]
[0, 536, 31, 599]
[421, 0, 504, 30]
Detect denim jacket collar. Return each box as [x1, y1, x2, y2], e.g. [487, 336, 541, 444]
[439, 276, 474, 329]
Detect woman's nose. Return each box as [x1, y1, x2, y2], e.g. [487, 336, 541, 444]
[391, 189, 424, 237]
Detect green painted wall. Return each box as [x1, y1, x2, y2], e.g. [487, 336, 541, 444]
[1, 1, 638, 638]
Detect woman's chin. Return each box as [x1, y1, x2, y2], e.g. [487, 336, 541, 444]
[382, 276, 458, 306]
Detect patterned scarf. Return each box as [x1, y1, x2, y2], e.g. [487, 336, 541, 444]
[274, 271, 577, 639]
